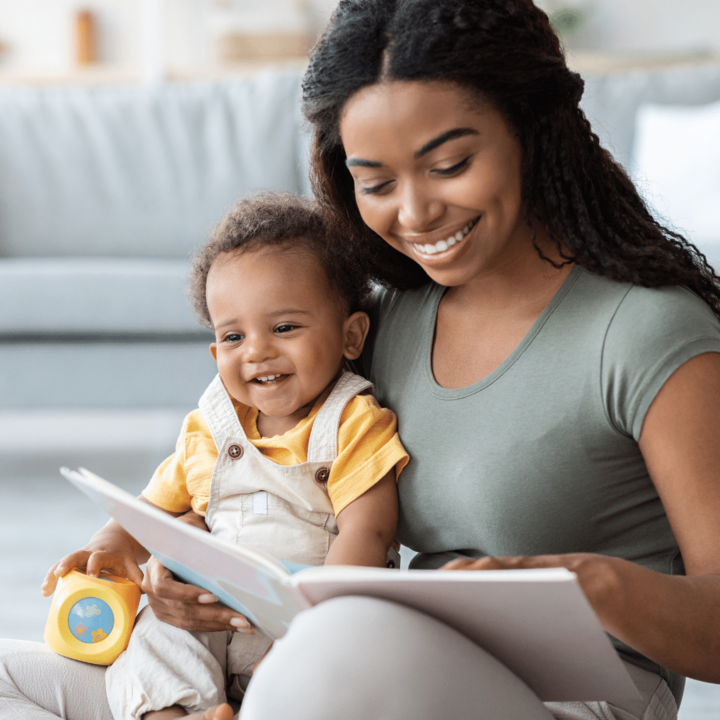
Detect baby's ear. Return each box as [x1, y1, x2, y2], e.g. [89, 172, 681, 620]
[209, 343, 218, 364]
[343, 311, 370, 360]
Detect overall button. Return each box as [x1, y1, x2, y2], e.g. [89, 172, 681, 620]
[228, 444, 244, 459]
[386, 559, 396, 569]
[315, 467, 329, 484]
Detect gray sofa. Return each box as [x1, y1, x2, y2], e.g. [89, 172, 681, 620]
[1, 61, 719, 411]
[0, 70, 310, 409]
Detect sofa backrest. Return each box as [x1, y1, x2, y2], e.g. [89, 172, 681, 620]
[0, 69, 310, 259]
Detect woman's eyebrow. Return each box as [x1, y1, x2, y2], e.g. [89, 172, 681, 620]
[345, 127, 479, 168]
[414, 128, 479, 159]
[346, 157, 382, 168]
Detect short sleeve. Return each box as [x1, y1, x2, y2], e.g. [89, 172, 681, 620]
[142, 409, 217, 515]
[326, 394, 409, 515]
[601, 285, 720, 440]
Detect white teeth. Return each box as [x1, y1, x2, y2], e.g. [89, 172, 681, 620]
[414, 218, 477, 256]
[256, 374, 280, 383]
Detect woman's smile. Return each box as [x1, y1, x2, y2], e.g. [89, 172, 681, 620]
[404, 216, 479, 261]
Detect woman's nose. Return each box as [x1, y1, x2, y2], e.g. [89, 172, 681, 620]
[397, 182, 444, 231]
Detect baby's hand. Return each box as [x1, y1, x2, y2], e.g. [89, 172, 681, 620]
[41, 530, 144, 597]
[177, 510, 209, 532]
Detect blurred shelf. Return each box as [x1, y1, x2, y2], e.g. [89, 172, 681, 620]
[2, 51, 719, 87]
[568, 49, 720, 75]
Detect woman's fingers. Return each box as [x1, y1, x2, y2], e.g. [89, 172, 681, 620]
[439, 554, 571, 571]
[143, 556, 253, 633]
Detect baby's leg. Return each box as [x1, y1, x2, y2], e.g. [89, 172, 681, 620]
[106, 606, 230, 720]
[168, 704, 235, 720]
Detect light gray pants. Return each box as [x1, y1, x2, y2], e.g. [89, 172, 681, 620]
[242, 597, 678, 720]
[1, 597, 677, 720]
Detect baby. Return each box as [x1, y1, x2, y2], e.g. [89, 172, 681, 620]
[42, 192, 408, 720]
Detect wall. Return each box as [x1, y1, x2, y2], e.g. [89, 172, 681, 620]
[537, 0, 720, 55]
[0, 0, 339, 78]
[2, 1, 716, 80]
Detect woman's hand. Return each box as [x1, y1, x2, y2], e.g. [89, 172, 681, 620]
[142, 556, 254, 634]
[41, 520, 147, 596]
[440, 552, 629, 623]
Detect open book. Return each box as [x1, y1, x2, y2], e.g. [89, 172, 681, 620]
[60, 466, 638, 704]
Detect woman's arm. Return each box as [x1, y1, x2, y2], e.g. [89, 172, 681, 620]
[444, 351, 720, 683]
[325, 471, 398, 567]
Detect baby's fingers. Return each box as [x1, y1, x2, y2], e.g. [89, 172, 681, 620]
[41, 552, 91, 596]
[41, 561, 62, 596]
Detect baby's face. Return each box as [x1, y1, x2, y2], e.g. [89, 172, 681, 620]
[207, 247, 360, 430]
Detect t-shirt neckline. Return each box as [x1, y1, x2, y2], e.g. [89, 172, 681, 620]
[422, 264, 583, 399]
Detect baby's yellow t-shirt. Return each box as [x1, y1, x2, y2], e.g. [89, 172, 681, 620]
[142, 393, 408, 517]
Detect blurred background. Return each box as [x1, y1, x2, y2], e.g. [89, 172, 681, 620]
[0, 2, 719, 717]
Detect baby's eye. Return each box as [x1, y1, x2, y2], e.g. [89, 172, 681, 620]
[433, 157, 471, 177]
[275, 324, 299, 334]
[224, 333, 244, 343]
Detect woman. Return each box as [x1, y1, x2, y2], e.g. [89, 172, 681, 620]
[2, 1, 718, 719]
[239, 0, 720, 718]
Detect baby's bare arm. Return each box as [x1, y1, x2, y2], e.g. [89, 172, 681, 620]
[41, 496, 182, 596]
[324, 471, 398, 567]
[176, 509, 209, 532]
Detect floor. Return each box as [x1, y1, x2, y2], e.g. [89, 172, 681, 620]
[1, 410, 719, 718]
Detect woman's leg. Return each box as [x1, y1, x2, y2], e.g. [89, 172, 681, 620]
[0, 639, 112, 720]
[241, 596, 555, 720]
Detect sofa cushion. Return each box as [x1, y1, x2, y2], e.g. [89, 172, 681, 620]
[0, 258, 210, 335]
[0, 70, 310, 259]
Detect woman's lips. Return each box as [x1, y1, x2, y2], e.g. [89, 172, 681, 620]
[410, 217, 479, 258]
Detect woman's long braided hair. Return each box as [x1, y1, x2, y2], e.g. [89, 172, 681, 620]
[301, 0, 720, 317]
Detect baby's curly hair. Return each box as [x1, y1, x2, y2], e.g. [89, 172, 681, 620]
[188, 191, 370, 328]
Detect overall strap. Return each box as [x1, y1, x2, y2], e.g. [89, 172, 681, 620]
[306, 371, 373, 463]
[198, 374, 247, 452]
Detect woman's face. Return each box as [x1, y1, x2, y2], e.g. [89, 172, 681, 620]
[339, 81, 534, 288]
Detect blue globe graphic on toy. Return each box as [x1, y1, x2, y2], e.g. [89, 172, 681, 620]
[68, 597, 114, 644]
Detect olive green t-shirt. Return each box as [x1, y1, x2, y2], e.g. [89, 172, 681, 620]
[364, 265, 720, 705]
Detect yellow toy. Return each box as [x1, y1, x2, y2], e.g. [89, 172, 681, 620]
[44, 569, 141, 665]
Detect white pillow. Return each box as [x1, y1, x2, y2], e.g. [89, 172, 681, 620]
[632, 99, 720, 270]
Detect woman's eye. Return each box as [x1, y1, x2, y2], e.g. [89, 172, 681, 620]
[360, 180, 392, 196]
[433, 157, 471, 177]
[275, 324, 299, 334]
